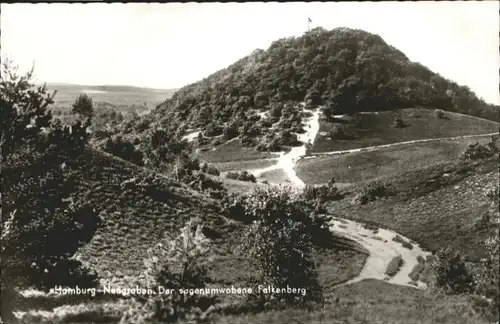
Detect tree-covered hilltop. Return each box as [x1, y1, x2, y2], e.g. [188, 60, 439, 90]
[122, 27, 498, 148]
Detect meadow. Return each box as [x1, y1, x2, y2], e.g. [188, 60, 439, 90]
[312, 108, 499, 153]
[196, 139, 276, 163]
[296, 135, 496, 185]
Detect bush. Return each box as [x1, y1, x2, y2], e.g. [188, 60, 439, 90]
[302, 183, 342, 205]
[408, 257, 426, 282]
[328, 125, 349, 139]
[473, 232, 499, 318]
[392, 117, 406, 128]
[385, 255, 404, 277]
[355, 181, 391, 204]
[223, 122, 239, 140]
[434, 109, 446, 119]
[238, 186, 324, 306]
[462, 142, 495, 160]
[206, 165, 220, 176]
[102, 136, 144, 166]
[204, 122, 223, 137]
[226, 170, 256, 183]
[401, 241, 413, 250]
[120, 219, 217, 324]
[429, 247, 476, 295]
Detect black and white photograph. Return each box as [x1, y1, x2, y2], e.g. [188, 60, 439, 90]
[1, 2, 499, 323]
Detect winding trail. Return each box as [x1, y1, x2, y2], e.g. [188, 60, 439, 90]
[247, 104, 497, 289]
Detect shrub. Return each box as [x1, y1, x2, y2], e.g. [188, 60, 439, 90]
[408, 257, 426, 281]
[328, 125, 349, 139]
[355, 181, 391, 204]
[277, 129, 299, 146]
[206, 165, 220, 176]
[401, 241, 413, 250]
[204, 122, 223, 137]
[120, 219, 217, 324]
[266, 138, 281, 152]
[226, 170, 256, 183]
[429, 247, 476, 295]
[301, 183, 342, 205]
[473, 232, 499, 318]
[238, 186, 324, 306]
[223, 122, 239, 140]
[102, 136, 144, 166]
[385, 255, 404, 277]
[392, 117, 406, 128]
[461, 143, 495, 160]
[434, 109, 446, 119]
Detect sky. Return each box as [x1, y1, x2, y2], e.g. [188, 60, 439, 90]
[1, 2, 499, 104]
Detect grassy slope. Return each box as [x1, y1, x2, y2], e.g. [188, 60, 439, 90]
[297, 135, 495, 185]
[312, 108, 499, 153]
[69, 148, 230, 278]
[210, 158, 278, 173]
[328, 156, 499, 261]
[29, 149, 365, 311]
[196, 139, 275, 163]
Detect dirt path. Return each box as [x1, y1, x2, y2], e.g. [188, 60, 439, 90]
[330, 218, 431, 289]
[251, 106, 321, 188]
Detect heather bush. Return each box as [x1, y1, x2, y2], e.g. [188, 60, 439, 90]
[120, 219, 217, 324]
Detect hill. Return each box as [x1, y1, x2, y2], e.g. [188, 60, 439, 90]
[64, 148, 229, 278]
[327, 154, 499, 262]
[123, 27, 499, 154]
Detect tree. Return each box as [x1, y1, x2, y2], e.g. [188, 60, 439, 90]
[120, 219, 217, 323]
[1, 59, 100, 322]
[223, 121, 239, 140]
[71, 93, 93, 125]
